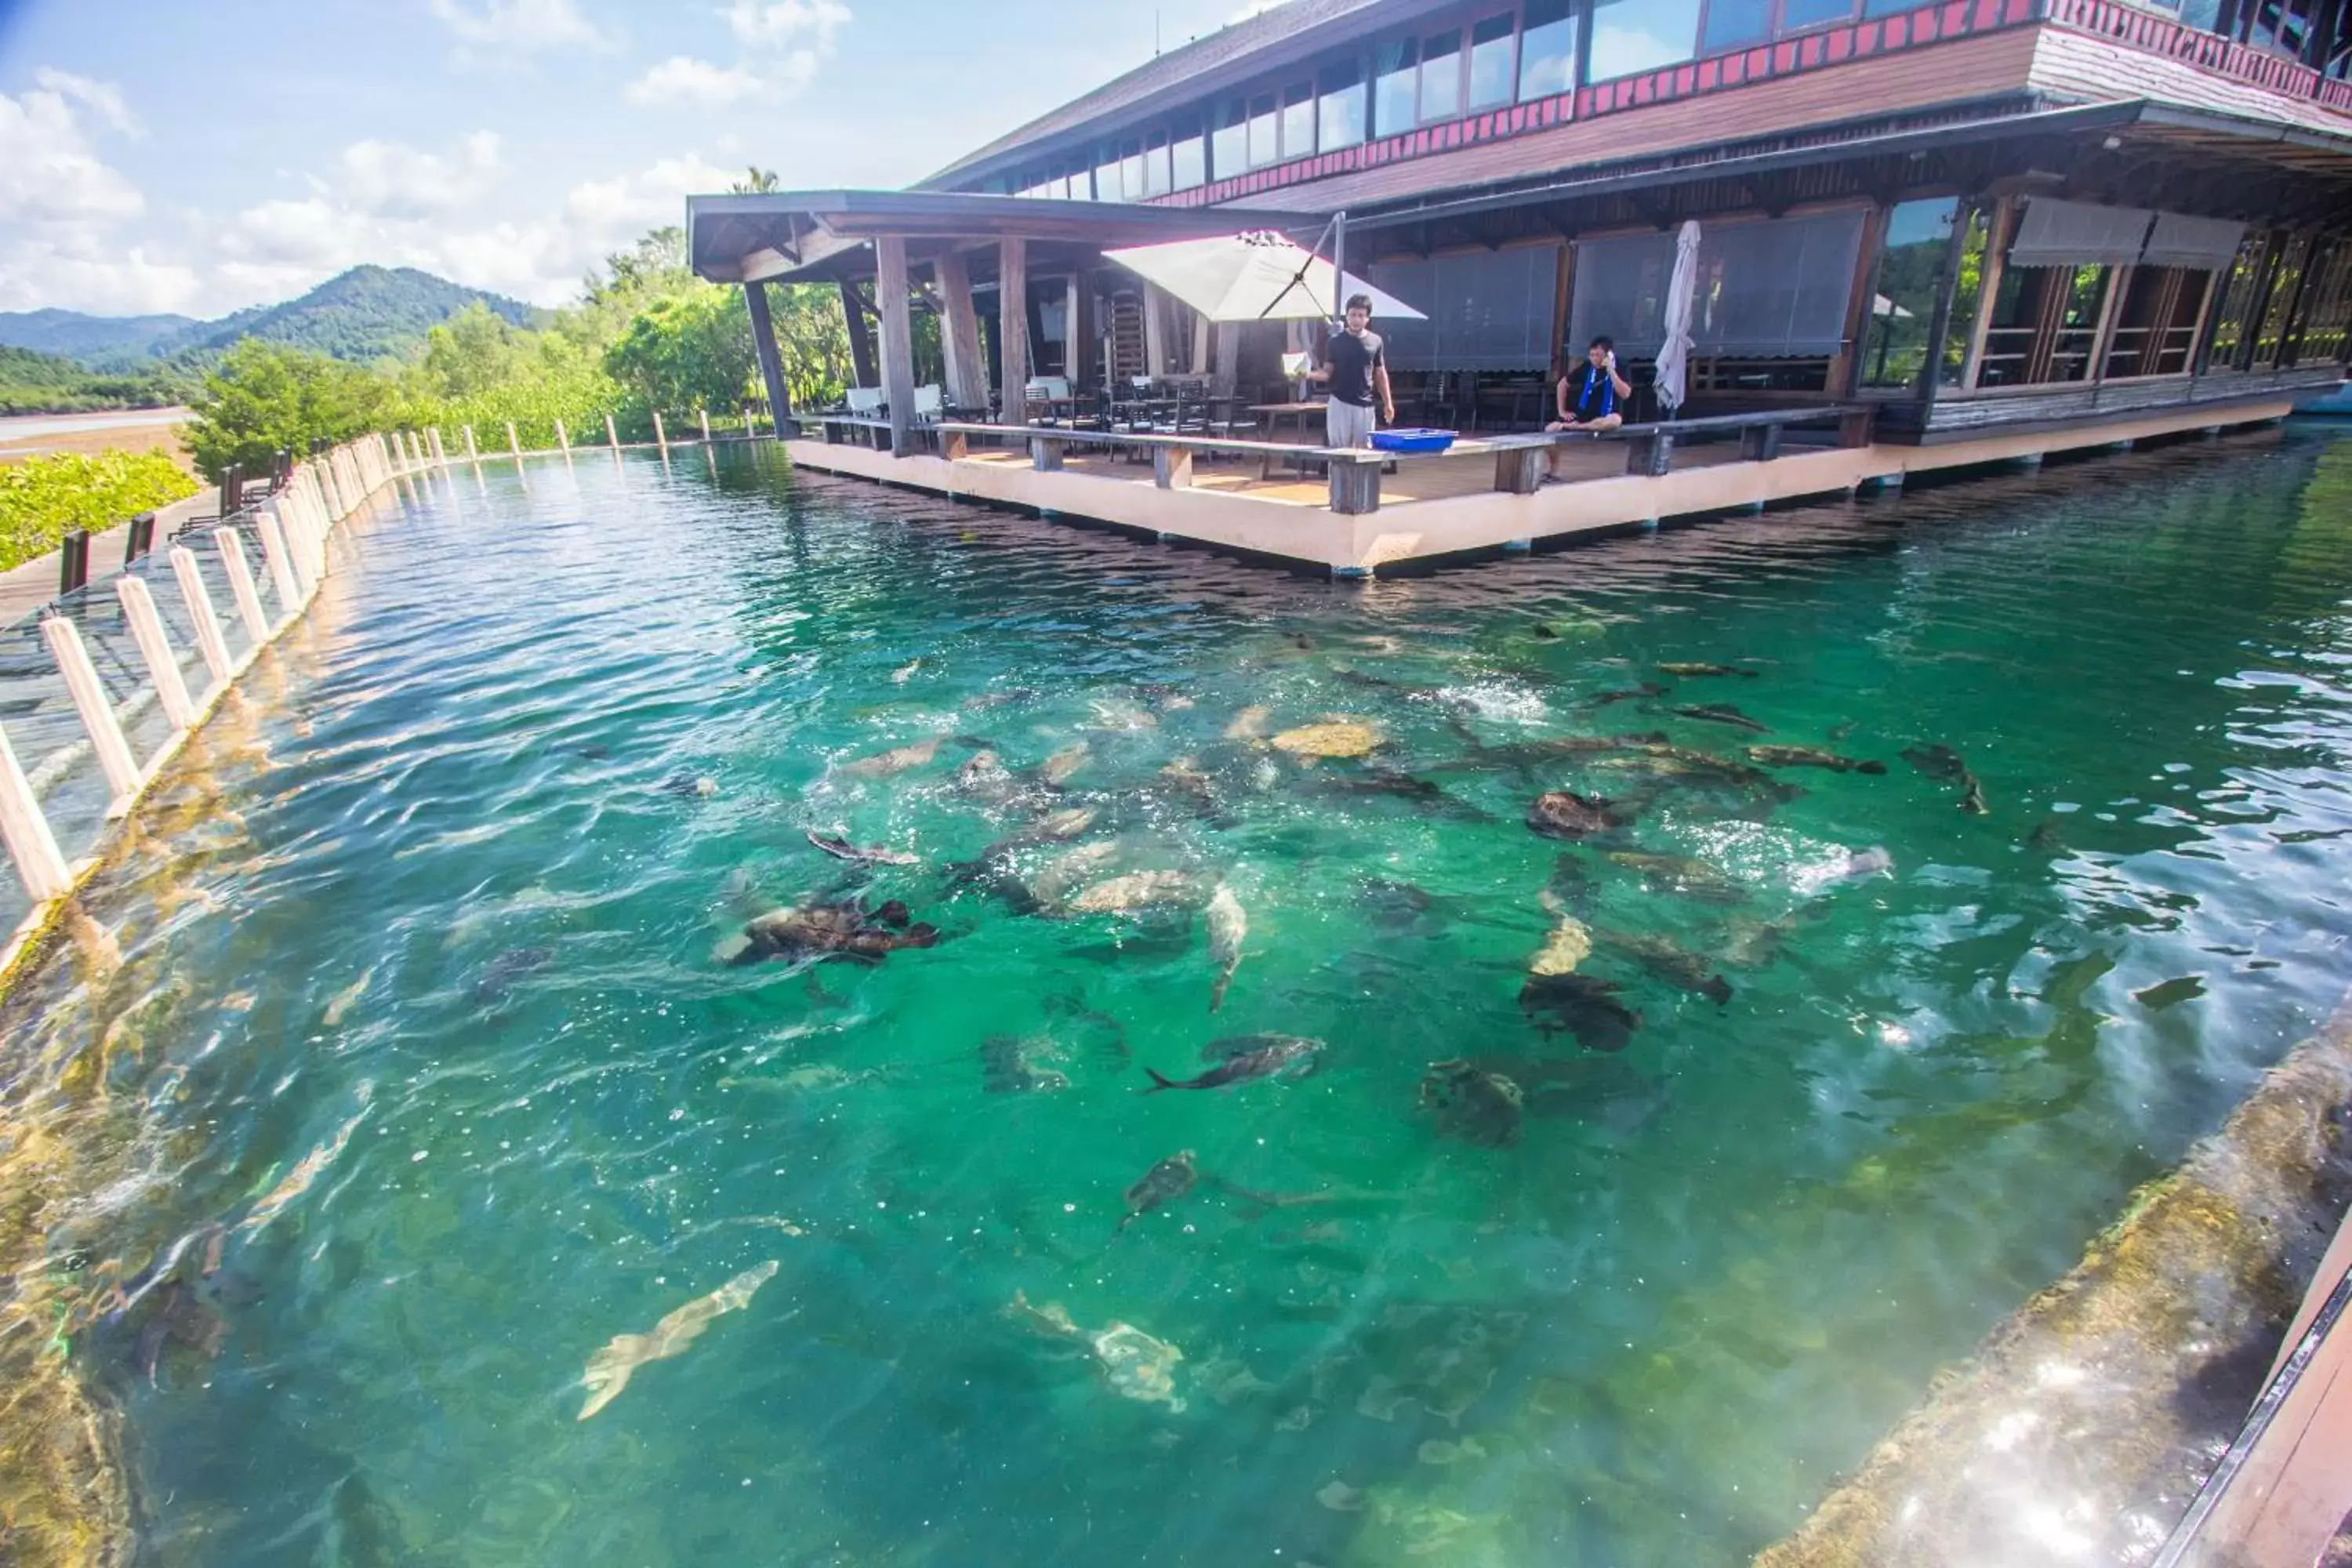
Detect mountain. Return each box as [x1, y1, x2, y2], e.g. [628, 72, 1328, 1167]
[0, 267, 544, 374]
[0, 308, 198, 361]
[0, 345, 181, 416]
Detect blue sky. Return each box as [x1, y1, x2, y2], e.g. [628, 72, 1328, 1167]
[0, 0, 1268, 318]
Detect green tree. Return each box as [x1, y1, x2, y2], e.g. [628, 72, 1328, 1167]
[731, 166, 782, 194]
[604, 288, 759, 413]
[183, 340, 403, 481]
[419, 303, 538, 399]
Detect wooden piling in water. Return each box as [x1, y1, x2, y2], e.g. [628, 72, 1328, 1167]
[700, 409, 712, 445]
[606, 412, 620, 448]
[463, 425, 480, 461]
[556, 419, 570, 454]
[115, 576, 196, 731]
[41, 617, 142, 811]
[213, 529, 270, 644]
[507, 422, 522, 461]
[169, 547, 233, 690]
[0, 723, 71, 902]
[255, 514, 303, 620]
[653, 411, 668, 456]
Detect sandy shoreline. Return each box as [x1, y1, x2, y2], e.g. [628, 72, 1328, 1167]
[0, 408, 194, 471]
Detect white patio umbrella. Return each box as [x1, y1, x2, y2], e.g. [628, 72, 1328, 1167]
[1653, 220, 1703, 415]
[1101, 232, 1425, 324]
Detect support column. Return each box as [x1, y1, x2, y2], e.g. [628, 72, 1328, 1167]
[745, 281, 794, 434]
[840, 278, 879, 390]
[1067, 271, 1094, 389]
[1211, 322, 1241, 400]
[1961, 197, 2014, 390]
[935, 251, 989, 415]
[874, 236, 919, 459]
[1143, 281, 1170, 379]
[1915, 197, 1978, 423]
[1831, 206, 1890, 399]
[1000, 238, 1031, 423]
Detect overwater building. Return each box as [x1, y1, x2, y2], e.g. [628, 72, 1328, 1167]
[689, 0, 2352, 568]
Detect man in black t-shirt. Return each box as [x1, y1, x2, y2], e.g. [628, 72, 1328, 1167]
[1308, 294, 1395, 449]
[1546, 335, 1634, 480]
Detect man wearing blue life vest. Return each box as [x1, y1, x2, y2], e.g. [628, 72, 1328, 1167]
[1546, 336, 1634, 480]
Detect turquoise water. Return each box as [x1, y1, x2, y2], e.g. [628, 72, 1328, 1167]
[34, 430, 2352, 1566]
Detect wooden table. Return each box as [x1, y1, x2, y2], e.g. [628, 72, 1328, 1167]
[1246, 401, 1331, 478]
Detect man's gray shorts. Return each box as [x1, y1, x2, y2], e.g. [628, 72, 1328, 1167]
[1325, 399, 1377, 448]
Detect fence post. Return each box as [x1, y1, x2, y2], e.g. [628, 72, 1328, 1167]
[605, 412, 620, 448]
[116, 575, 197, 731]
[41, 616, 143, 811]
[463, 426, 480, 461]
[0, 721, 72, 902]
[214, 529, 271, 644]
[556, 419, 570, 454]
[125, 511, 157, 563]
[700, 408, 712, 445]
[741, 403, 756, 440]
[507, 422, 522, 461]
[430, 428, 448, 466]
[169, 546, 234, 689]
[653, 410, 669, 456]
[59, 531, 90, 596]
[256, 513, 304, 618]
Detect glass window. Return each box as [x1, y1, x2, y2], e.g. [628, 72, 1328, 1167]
[1318, 60, 1367, 149]
[1468, 14, 1515, 107]
[1094, 145, 1123, 202]
[1590, 0, 1701, 78]
[1248, 93, 1279, 167]
[1120, 139, 1145, 198]
[1142, 132, 1171, 198]
[1171, 114, 1207, 191]
[1780, 0, 1858, 29]
[1280, 82, 1316, 158]
[1420, 31, 1463, 121]
[1374, 38, 1418, 134]
[1211, 100, 1247, 181]
[1519, 0, 1577, 99]
[1702, 0, 1773, 51]
[1861, 198, 1958, 390]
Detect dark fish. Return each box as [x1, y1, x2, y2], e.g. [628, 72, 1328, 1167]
[659, 769, 717, 797]
[1429, 731, 1668, 774]
[1143, 1035, 1321, 1092]
[1900, 743, 1967, 782]
[2133, 975, 2206, 1011]
[735, 899, 940, 967]
[1308, 769, 1490, 822]
[2026, 820, 2067, 852]
[1418, 1059, 1523, 1147]
[964, 688, 1037, 711]
[1530, 622, 1561, 641]
[1672, 703, 1770, 735]
[1546, 854, 1598, 913]
[1582, 684, 1667, 707]
[1746, 745, 1885, 775]
[1359, 877, 1437, 932]
[575, 743, 612, 760]
[1658, 662, 1755, 678]
[980, 1033, 1069, 1094]
[1958, 773, 1989, 815]
[1595, 929, 1733, 1005]
[473, 946, 554, 1003]
[1603, 851, 1747, 904]
[1526, 789, 1626, 840]
[807, 831, 919, 866]
[1518, 973, 1642, 1052]
[1120, 1150, 1199, 1229]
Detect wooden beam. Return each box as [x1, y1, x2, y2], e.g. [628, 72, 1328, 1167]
[1831, 205, 1890, 400]
[1960, 195, 2015, 390]
[1549, 241, 1574, 384]
[1917, 196, 1979, 413]
[874, 234, 918, 458]
[1142, 281, 1169, 379]
[840, 278, 878, 389]
[935, 250, 989, 414]
[744, 281, 793, 433]
[999, 237, 1030, 421]
[2086, 263, 2130, 383]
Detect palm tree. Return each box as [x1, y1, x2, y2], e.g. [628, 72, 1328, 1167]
[730, 166, 782, 194]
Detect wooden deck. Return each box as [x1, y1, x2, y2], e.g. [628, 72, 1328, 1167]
[782, 397, 2299, 575]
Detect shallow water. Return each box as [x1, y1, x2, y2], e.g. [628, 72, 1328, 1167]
[31, 430, 2352, 1566]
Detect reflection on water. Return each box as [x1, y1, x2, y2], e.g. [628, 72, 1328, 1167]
[5, 430, 2350, 1566]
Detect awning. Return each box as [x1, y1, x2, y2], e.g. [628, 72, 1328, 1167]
[1101, 233, 1425, 323]
[2009, 198, 2154, 268]
[2141, 212, 2245, 270]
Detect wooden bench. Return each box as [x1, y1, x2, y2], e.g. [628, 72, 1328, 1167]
[817, 413, 895, 449]
[935, 423, 1400, 514]
[1608, 405, 1875, 477]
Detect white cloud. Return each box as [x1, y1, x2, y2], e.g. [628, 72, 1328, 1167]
[723, 0, 850, 49]
[31, 67, 140, 137]
[426, 0, 615, 55]
[336, 131, 503, 219]
[0, 76, 144, 229]
[623, 56, 768, 108]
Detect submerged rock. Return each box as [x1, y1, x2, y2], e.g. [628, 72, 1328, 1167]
[1272, 720, 1384, 759]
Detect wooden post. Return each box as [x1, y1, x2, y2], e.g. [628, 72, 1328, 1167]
[1916, 197, 1980, 420]
[1960, 197, 2013, 390]
[169, 546, 233, 687]
[42, 617, 142, 809]
[1328, 454, 1381, 514]
[1143, 281, 1170, 379]
[1066, 272, 1091, 387]
[429, 427, 447, 465]
[744, 281, 795, 433]
[463, 425, 480, 461]
[214, 528, 270, 644]
[700, 408, 713, 445]
[1154, 445, 1194, 488]
[935, 251, 990, 414]
[1000, 240, 1033, 422]
[653, 410, 670, 456]
[1211, 322, 1241, 401]
[2088, 263, 2131, 383]
[1493, 445, 1544, 495]
[605, 412, 621, 448]
[507, 422, 523, 459]
[116, 576, 196, 731]
[256, 513, 303, 615]
[840, 279, 880, 390]
[556, 419, 570, 453]
[874, 235, 919, 459]
[1831, 206, 1891, 399]
[1030, 434, 1065, 471]
[1550, 241, 1576, 384]
[0, 722, 71, 902]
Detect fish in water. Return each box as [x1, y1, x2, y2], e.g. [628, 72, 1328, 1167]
[1958, 772, 1989, 815]
[474, 946, 554, 1003]
[135, 1277, 230, 1386]
[1144, 1035, 1322, 1092]
[840, 735, 949, 779]
[1519, 973, 1642, 1051]
[956, 749, 1020, 804]
[240, 1099, 372, 1236]
[1529, 895, 1592, 977]
[1087, 697, 1160, 732]
[1747, 745, 1886, 775]
[1526, 789, 1627, 840]
[1068, 870, 1208, 917]
[1359, 877, 1437, 933]
[1430, 733, 1666, 775]
[1603, 851, 1746, 904]
[577, 1261, 779, 1419]
[950, 808, 1100, 891]
[2026, 819, 2068, 852]
[734, 897, 940, 966]
[891, 659, 921, 684]
[1006, 1291, 1185, 1410]
[1225, 705, 1272, 742]
[965, 687, 1036, 711]
[1673, 703, 1771, 735]
[1791, 846, 1895, 895]
[1038, 743, 1091, 787]
[1027, 840, 1123, 909]
[1547, 854, 1598, 913]
[1207, 884, 1247, 1013]
[1308, 769, 1489, 822]
[1120, 1150, 1200, 1229]
[1419, 1059, 1523, 1147]
[659, 770, 718, 797]
[1582, 684, 1668, 708]
[1658, 662, 1755, 678]
[1594, 928, 1733, 1005]
[322, 967, 374, 1027]
[1900, 743, 1968, 782]
[807, 830, 919, 866]
[980, 1033, 1070, 1094]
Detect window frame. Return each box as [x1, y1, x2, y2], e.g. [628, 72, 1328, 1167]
[1518, 0, 1580, 101]
[1467, 12, 1520, 110]
[1419, 27, 1466, 122]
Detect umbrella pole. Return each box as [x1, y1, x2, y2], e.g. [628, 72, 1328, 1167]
[1333, 211, 1347, 324]
[1261, 214, 1344, 322]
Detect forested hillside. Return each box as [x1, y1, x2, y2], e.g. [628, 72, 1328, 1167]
[0, 346, 182, 416]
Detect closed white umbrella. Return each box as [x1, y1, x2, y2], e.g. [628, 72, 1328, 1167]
[1653, 220, 1702, 416]
[1102, 232, 1425, 324]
